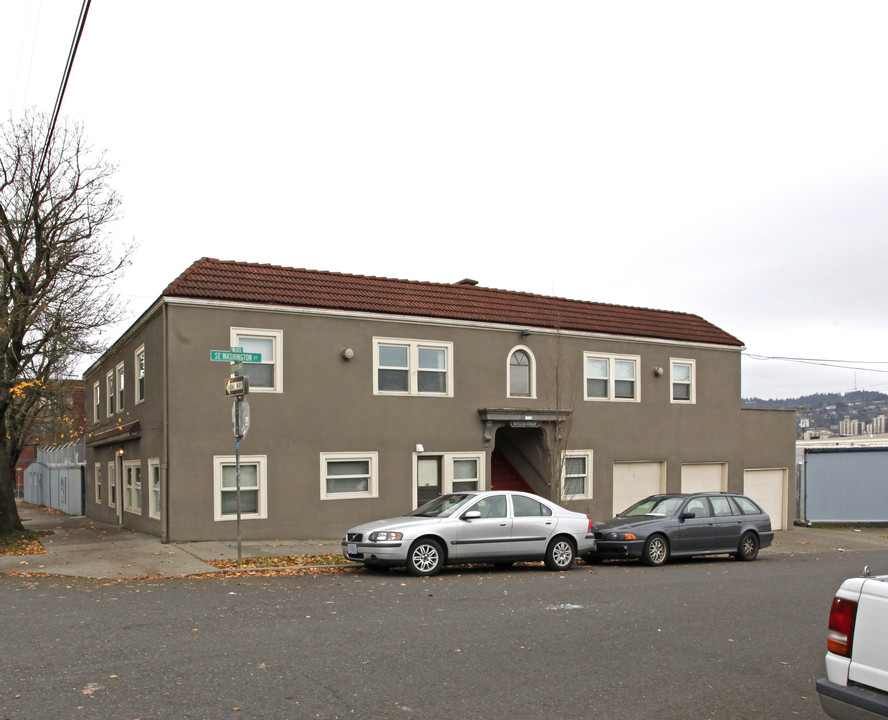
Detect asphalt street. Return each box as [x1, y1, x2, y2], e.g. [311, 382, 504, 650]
[3, 541, 885, 720]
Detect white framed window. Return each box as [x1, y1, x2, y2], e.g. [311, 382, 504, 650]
[584, 353, 640, 402]
[320, 452, 379, 500]
[507, 346, 536, 398]
[373, 338, 453, 397]
[213, 454, 268, 521]
[230, 328, 283, 393]
[671, 358, 696, 404]
[93, 381, 101, 423]
[106, 370, 116, 416]
[148, 458, 161, 520]
[412, 451, 485, 506]
[94, 463, 102, 504]
[107, 461, 117, 508]
[562, 450, 593, 500]
[123, 460, 142, 515]
[135, 345, 146, 404]
[448, 454, 483, 492]
[116, 362, 125, 412]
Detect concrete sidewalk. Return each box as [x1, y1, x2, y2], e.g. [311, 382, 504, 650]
[0, 504, 343, 579]
[1, 503, 887, 579]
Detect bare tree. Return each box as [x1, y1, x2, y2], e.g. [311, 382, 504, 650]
[0, 111, 128, 534]
[542, 330, 580, 503]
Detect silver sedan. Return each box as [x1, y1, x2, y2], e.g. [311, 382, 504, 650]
[342, 490, 596, 576]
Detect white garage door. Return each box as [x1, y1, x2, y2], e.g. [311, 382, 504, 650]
[681, 463, 727, 494]
[612, 462, 665, 517]
[744, 469, 786, 531]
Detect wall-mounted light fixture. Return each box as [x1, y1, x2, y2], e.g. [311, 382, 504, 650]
[416, 444, 424, 453]
[341, 348, 355, 360]
[654, 367, 664, 377]
[521, 329, 532, 337]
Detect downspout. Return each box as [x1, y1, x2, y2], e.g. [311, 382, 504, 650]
[161, 299, 170, 543]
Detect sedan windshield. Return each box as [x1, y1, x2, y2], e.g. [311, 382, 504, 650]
[408, 494, 472, 518]
[619, 496, 684, 518]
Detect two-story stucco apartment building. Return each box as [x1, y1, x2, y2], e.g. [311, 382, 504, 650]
[84, 258, 795, 541]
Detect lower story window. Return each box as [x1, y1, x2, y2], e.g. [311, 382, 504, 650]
[320, 452, 379, 500]
[123, 460, 142, 514]
[108, 462, 117, 508]
[562, 450, 593, 500]
[214, 455, 268, 521]
[94, 463, 102, 504]
[414, 452, 485, 506]
[148, 458, 161, 520]
[451, 457, 481, 492]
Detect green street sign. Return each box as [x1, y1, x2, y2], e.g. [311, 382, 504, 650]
[210, 350, 262, 363]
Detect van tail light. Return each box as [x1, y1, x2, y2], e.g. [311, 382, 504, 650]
[827, 597, 858, 657]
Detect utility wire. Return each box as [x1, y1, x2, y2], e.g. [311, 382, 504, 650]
[20, 0, 92, 239]
[743, 353, 888, 374]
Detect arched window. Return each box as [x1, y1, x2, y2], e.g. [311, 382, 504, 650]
[508, 347, 535, 398]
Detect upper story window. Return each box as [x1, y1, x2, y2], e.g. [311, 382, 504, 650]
[584, 353, 640, 402]
[106, 370, 116, 416]
[230, 328, 283, 393]
[507, 346, 535, 398]
[116, 362, 125, 412]
[373, 338, 453, 397]
[671, 359, 696, 404]
[135, 345, 146, 404]
[93, 381, 101, 423]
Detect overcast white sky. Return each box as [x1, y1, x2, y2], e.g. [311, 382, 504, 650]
[3, 1, 887, 400]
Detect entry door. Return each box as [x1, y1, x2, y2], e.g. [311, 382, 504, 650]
[416, 457, 441, 507]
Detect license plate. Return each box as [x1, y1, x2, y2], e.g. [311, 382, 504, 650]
[347, 543, 357, 555]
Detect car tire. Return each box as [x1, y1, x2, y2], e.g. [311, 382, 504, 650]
[544, 536, 576, 571]
[406, 538, 444, 577]
[735, 531, 759, 561]
[642, 534, 669, 566]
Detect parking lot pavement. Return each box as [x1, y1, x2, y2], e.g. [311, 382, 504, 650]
[2, 502, 887, 579]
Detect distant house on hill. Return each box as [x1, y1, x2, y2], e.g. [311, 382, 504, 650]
[83, 258, 795, 542]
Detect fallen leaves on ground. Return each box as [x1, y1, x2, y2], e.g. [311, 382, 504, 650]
[209, 553, 351, 570]
[0, 529, 50, 556]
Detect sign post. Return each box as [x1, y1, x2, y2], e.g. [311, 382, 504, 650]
[211, 347, 259, 564]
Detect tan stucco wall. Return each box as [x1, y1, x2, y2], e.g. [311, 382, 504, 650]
[85, 299, 796, 541]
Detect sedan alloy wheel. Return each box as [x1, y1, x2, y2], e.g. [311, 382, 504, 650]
[407, 539, 444, 576]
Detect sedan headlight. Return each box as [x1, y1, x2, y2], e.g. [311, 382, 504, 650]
[605, 532, 638, 541]
[368, 531, 404, 542]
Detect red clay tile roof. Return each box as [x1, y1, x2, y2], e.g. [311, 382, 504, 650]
[162, 258, 743, 347]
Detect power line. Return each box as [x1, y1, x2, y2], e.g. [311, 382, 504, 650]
[743, 353, 888, 374]
[20, 0, 92, 239]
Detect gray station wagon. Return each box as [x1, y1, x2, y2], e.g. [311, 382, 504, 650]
[585, 492, 774, 566]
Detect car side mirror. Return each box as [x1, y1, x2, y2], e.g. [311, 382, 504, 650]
[680, 511, 696, 520]
[462, 510, 481, 520]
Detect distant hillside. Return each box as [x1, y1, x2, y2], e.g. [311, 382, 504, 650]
[742, 391, 888, 410]
[742, 391, 888, 437]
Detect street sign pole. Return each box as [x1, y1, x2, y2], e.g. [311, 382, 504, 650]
[211, 346, 257, 566]
[234, 396, 243, 564]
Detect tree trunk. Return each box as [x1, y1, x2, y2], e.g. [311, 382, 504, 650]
[0, 417, 24, 533]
